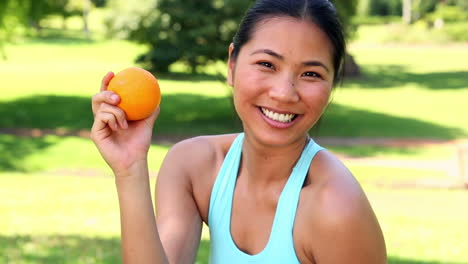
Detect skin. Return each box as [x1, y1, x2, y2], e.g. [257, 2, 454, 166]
[91, 17, 387, 264]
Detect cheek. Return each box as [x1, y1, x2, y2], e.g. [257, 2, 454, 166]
[233, 67, 263, 100]
[300, 84, 331, 111]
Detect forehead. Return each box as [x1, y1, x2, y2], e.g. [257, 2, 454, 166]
[242, 16, 333, 64]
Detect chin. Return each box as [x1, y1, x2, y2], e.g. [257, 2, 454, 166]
[244, 128, 308, 148]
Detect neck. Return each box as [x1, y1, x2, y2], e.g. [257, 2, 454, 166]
[239, 133, 309, 189]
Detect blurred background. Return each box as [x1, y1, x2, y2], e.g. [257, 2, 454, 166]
[0, 0, 467, 263]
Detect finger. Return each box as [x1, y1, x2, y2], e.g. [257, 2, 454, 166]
[100, 111, 119, 131]
[92, 91, 120, 116]
[100, 103, 128, 129]
[91, 111, 117, 136]
[101, 72, 115, 92]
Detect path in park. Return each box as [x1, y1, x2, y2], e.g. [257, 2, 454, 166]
[2, 128, 467, 188]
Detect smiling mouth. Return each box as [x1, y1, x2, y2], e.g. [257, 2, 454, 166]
[260, 107, 298, 123]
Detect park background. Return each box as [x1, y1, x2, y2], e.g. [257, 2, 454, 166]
[1, 0, 467, 263]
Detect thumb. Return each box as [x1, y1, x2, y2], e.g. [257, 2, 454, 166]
[144, 106, 160, 128]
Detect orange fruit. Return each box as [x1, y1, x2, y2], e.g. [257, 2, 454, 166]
[108, 67, 161, 121]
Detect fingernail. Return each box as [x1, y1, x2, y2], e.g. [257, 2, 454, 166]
[111, 94, 119, 102]
[123, 120, 128, 129]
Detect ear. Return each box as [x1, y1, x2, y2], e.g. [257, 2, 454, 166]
[227, 43, 235, 87]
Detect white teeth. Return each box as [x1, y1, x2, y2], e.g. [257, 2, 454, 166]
[261, 107, 296, 123]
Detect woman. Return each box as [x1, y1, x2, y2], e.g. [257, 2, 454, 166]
[91, 0, 387, 263]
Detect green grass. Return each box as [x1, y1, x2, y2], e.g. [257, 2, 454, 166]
[327, 144, 455, 160]
[0, 134, 169, 173]
[1, 173, 468, 263]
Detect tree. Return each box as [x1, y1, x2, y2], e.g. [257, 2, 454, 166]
[0, 0, 10, 59]
[118, 0, 360, 74]
[0, 0, 28, 59]
[403, 0, 412, 24]
[127, 0, 250, 73]
[65, 0, 94, 38]
[330, 0, 361, 78]
[331, 0, 359, 38]
[357, 0, 402, 16]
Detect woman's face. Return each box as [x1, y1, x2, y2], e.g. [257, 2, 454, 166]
[228, 16, 334, 147]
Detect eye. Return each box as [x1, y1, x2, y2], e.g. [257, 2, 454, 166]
[257, 61, 274, 69]
[302, 72, 322, 79]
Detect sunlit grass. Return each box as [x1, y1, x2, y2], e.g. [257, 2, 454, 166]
[2, 173, 468, 263]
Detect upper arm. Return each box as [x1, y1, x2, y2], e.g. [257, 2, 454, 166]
[155, 138, 214, 264]
[310, 181, 387, 264]
[305, 152, 387, 263]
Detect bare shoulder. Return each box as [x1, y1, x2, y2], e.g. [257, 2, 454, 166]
[295, 149, 387, 263]
[161, 133, 238, 175]
[157, 133, 239, 222]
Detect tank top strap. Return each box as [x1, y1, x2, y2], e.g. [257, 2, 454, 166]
[208, 133, 244, 228]
[268, 138, 324, 245]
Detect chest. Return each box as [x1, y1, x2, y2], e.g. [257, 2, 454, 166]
[200, 170, 314, 263]
[231, 187, 315, 263]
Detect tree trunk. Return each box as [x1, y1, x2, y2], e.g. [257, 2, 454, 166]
[62, 15, 68, 30]
[343, 53, 361, 78]
[83, 0, 91, 39]
[0, 42, 7, 60]
[403, 0, 412, 24]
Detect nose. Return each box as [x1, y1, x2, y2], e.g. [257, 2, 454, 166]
[268, 75, 300, 103]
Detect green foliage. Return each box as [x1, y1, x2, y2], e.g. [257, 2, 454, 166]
[352, 15, 400, 25]
[125, 0, 250, 73]
[104, 0, 157, 39]
[443, 22, 468, 42]
[0, 0, 81, 34]
[427, 4, 468, 23]
[357, 0, 402, 16]
[111, 0, 358, 73]
[446, 0, 468, 10]
[356, 0, 468, 23]
[416, 0, 438, 17]
[91, 0, 107, 8]
[0, 0, 26, 59]
[331, 0, 358, 38]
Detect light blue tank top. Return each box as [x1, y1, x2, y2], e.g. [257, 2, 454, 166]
[208, 133, 324, 263]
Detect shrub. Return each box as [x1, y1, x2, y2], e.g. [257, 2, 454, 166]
[352, 15, 401, 25]
[427, 4, 468, 23]
[443, 22, 468, 42]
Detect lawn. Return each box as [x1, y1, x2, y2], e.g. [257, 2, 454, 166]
[2, 173, 468, 264]
[1, 24, 468, 263]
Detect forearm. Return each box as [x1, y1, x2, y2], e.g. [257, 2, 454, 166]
[115, 160, 168, 264]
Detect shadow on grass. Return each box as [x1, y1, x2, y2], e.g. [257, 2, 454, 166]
[0, 235, 465, 264]
[1, 94, 464, 139]
[0, 135, 53, 171]
[319, 103, 464, 140]
[0, 94, 240, 134]
[0, 235, 121, 264]
[157, 71, 226, 83]
[0, 235, 209, 264]
[345, 65, 468, 90]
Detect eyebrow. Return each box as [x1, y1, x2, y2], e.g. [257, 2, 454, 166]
[250, 48, 330, 73]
